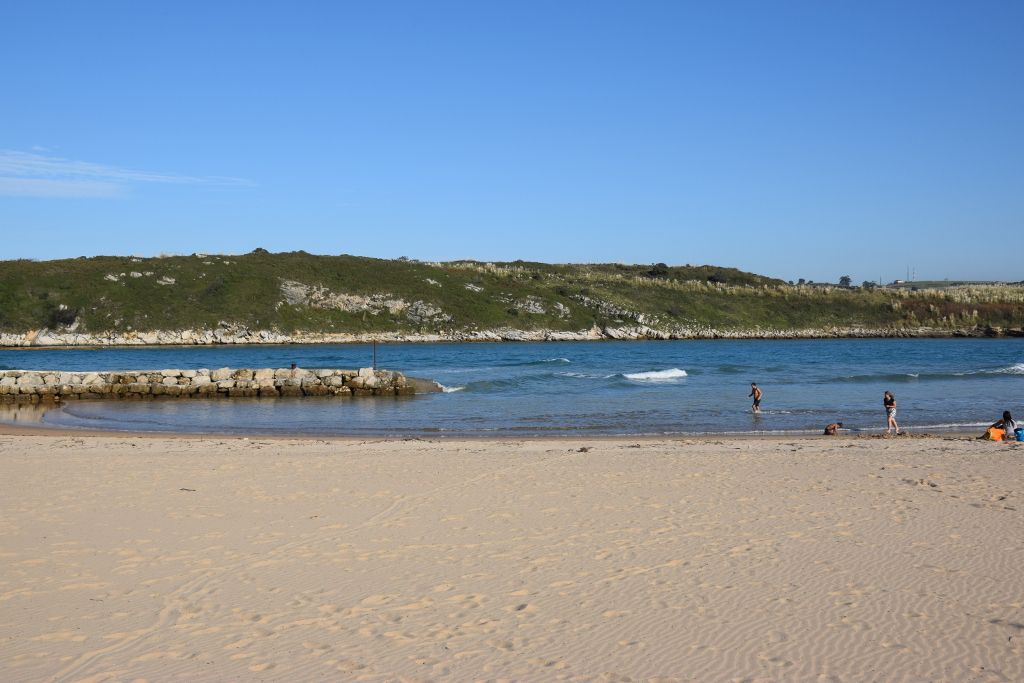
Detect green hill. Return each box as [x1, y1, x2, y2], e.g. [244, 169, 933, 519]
[1, 251, 1022, 339]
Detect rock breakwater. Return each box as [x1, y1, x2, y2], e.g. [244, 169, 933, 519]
[0, 367, 413, 403]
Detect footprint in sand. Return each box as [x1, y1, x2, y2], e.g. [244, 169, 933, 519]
[506, 602, 538, 614]
[359, 594, 395, 606]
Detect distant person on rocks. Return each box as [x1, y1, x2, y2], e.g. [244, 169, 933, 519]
[749, 383, 762, 413]
[823, 422, 843, 435]
[884, 391, 899, 435]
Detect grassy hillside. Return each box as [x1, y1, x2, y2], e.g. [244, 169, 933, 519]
[1, 251, 1022, 335]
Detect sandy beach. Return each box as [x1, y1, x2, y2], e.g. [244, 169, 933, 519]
[1, 432, 1021, 682]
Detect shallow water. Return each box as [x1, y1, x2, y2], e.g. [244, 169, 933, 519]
[1, 338, 1021, 436]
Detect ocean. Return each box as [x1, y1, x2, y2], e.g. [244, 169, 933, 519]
[1, 338, 1021, 436]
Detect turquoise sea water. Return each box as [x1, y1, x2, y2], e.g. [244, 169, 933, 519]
[1, 339, 1022, 436]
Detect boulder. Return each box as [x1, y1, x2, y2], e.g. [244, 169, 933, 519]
[211, 367, 233, 381]
[302, 384, 330, 396]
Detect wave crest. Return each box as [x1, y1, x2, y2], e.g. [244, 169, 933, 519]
[993, 362, 1024, 375]
[623, 368, 688, 381]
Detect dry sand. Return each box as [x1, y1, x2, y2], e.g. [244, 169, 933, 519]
[0, 433, 1021, 682]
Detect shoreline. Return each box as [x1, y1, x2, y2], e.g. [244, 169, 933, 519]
[2, 324, 1022, 349]
[0, 419, 985, 442]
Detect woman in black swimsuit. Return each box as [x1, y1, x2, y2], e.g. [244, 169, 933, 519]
[883, 391, 899, 435]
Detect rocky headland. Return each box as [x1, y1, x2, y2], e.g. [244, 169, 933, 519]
[3, 252, 1022, 345]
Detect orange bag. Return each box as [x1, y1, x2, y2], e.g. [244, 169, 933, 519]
[984, 427, 1005, 441]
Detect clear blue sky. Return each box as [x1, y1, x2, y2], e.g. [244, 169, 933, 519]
[1, 1, 1021, 283]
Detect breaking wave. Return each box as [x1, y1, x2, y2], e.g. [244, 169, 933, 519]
[989, 362, 1024, 375]
[622, 368, 688, 381]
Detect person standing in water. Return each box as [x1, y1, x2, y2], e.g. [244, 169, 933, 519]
[749, 382, 763, 413]
[883, 390, 899, 434]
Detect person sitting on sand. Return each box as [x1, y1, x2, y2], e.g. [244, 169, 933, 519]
[883, 391, 899, 435]
[824, 422, 843, 435]
[991, 411, 1018, 441]
[749, 383, 762, 413]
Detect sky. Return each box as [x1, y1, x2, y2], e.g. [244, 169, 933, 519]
[1, 1, 1022, 283]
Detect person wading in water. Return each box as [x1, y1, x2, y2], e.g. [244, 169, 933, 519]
[749, 383, 763, 414]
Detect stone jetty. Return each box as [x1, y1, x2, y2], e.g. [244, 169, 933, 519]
[0, 367, 415, 403]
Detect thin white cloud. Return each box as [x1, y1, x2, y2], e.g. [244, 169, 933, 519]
[0, 177, 122, 198]
[0, 150, 254, 198]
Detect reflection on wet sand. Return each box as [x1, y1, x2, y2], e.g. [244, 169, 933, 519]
[0, 402, 57, 425]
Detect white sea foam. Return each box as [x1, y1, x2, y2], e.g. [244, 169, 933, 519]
[955, 362, 1024, 377]
[914, 421, 988, 429]
[623, 368, 688, 381]
[994, 362, 1024, 375]
[438, 384, 465, 393]
[542, 357, 571, 363]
